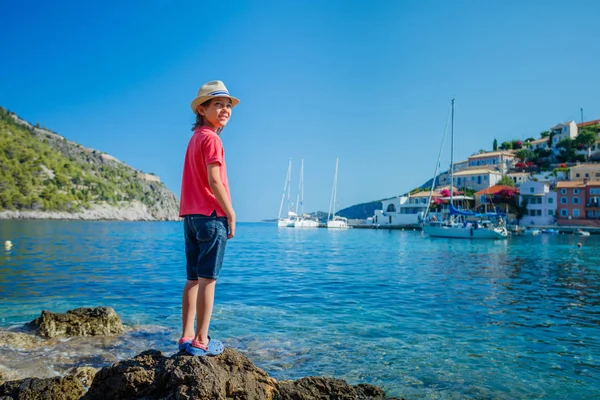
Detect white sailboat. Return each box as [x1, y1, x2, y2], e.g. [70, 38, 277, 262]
[277, 159, 298, 227]
[326, 157, 349, 229]
[294, 158, 319, 228]
[422, 99, 508, 240]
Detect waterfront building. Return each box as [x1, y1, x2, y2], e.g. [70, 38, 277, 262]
[371, 191, 441, 227]
[518, 181, 557, 226]
[556, 179, 600, 226]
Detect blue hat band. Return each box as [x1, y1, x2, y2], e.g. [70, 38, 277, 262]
[208, 90, 230, 96]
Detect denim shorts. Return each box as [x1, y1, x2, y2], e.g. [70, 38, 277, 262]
[183, 214, 228, 280]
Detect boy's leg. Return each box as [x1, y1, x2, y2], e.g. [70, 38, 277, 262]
[194, 277, 216, 346]
[181, 280, 199, 339]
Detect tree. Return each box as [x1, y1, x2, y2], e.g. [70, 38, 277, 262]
[498, 176, 516, 187]
[515, 149, 535, 163]
[493, 138, 498, 151]
[575, 129, 597, 160]
[540, 131, 550, 138]
[500, 141, 512, 150]
[512, 140, 523, 149]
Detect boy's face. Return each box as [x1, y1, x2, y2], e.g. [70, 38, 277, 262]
[199, 97, 233, 129]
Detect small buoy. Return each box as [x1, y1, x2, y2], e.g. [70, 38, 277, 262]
[577, 243, 582, 248]
[4, 240, 12, 250]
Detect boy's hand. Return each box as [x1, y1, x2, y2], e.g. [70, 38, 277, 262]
[227, 213, 236, 239]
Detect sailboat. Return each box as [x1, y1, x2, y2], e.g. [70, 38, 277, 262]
[277, 159, 297, 227]
[326, 157, 349, 229]
[293, 158, 319, 228]
[421, 99, 508, 239]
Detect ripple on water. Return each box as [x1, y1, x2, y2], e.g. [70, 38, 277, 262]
[1, 222, 600, 399]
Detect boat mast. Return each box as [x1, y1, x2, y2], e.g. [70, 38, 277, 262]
[327, 157, 339, 221]
[299, 158, 304, 215]
[278, 158, 292, 219]
[450, 98, 455, 208]
[295, 158, 303, 215]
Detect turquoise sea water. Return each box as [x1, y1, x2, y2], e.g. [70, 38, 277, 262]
[0, 221, 599, 399]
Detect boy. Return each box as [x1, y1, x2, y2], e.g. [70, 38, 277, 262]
[178, 80, 239, 356]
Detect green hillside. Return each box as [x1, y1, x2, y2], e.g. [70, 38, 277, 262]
[0, 107, 178, 218]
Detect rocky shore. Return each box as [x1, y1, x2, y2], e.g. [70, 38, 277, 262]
[0, 307, 404, 400]
[0, 201, 180, 221]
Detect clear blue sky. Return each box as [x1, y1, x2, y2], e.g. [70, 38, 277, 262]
[2, 1, 599, 221]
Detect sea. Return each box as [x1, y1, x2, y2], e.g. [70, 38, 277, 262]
[0, 220, 599, 399]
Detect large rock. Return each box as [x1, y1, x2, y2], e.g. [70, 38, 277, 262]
[82, 348, 402, 400]
[0, 376, 86, 400]
[78, 349, 404, 400]
[28, 307, 124, 338]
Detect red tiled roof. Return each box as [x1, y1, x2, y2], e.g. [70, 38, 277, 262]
[577, 119, 600, 128]
[475, 185, 519, 196]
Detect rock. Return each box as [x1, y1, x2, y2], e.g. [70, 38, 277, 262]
[66, 367, 98, 389]
[0, 375, 86, 400]
[82, 348, 400, 400]
[0, 331, 41, 349]
[28, 307, 124, 338]
[278, 376, 395, 399]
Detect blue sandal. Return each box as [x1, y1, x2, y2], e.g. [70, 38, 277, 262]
[178, 337, 193, 352]
[185, 336, 224, 356]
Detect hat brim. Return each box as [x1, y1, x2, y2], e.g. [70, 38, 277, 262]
[191, 95, 240, 114]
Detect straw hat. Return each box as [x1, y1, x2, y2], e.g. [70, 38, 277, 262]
[190, 80, 240, 114]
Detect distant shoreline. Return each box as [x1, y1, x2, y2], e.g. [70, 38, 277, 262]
[0, 202, 180, 222]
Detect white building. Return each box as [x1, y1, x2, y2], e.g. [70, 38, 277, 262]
[518, 181, 557, 226]
[371, 191, 438, 227]
[507, 172, 531, 186]
[528, 137, 550, 151]
[550, 121, 578, 153]
[467, 151, 516, 174]
[452, 169, 503, 191]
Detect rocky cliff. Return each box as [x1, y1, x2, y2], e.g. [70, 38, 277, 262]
[0, 107, 180, 221]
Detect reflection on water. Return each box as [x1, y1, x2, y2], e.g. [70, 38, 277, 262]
[1, 221, 599, 399]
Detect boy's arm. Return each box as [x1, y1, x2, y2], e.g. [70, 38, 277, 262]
[207, 162, 235, 239]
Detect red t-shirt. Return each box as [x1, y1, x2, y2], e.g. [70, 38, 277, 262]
[179, 126, 230, 217]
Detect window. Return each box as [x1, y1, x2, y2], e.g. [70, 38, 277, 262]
[585, 173, 589, 178]
[481, 195, 486, 203]
[560, 189, 567, 195]
[576, 173, 580, 178]
[386, 204, 396, 212]
[547, 197, 553, 204]
[574, 209, 580, 217]
[548, 210, 554, 216]
[596, 173, 600, 177]
[589, 211, 594, 217]
[530, 188, 534, 193]
[536, 210, 542, 216]
[560, 209, 568, 216]
[597, 210, 600, 217]
[573, 197, 580, 204]
[560, 197, 568, 204]
[574, 189, 580, 194]
[529, 210, 536, 216]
